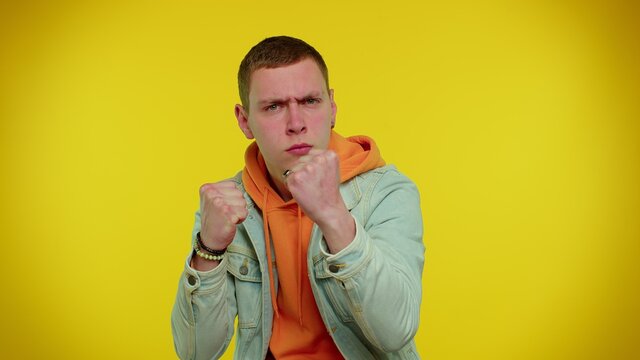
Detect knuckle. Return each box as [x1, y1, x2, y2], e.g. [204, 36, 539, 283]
[199, 183, 212, 195]
[212, 196, 225, 207]
[291, 171, 302, 181]
[218, 180, 235, 188]
[232, 188, 244, 197]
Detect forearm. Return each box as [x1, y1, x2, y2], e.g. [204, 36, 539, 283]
[322, 218, 424, 351]
[319, 169, 425, 352]
[172, 254, 234, 359]
[317, 207, 356, 254]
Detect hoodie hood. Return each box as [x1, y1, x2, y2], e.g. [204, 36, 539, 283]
[242, 131, 385, 208]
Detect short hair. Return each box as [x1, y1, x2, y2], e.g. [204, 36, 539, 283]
[238, 36, 329, 109]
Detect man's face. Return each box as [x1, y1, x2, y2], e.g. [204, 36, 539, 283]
[235, 58, 337, 183]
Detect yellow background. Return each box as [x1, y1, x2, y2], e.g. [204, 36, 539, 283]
[1, 1, 638, 359]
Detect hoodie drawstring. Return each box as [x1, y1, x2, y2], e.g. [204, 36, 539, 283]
[297, 206, 303, 326]
[263, 187, 280, 318]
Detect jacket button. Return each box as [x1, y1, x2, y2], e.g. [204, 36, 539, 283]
[328, 264, 340, 273]
[239, 265, 248, 275]
[187, 275, 197, 286]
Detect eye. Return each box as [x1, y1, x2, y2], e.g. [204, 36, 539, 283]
[265, 104, 279, 111]
[305, 98, 320, 105]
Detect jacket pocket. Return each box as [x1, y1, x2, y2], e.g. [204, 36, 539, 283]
[226, 247, 263, 329]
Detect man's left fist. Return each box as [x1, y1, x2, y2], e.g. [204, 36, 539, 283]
[285, 149, 346, 226]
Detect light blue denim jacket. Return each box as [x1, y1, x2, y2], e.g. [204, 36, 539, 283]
[172, 165, 425, 359]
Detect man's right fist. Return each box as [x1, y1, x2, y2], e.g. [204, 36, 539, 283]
[199, 181, 248, 250]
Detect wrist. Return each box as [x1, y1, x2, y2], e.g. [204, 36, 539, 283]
[190, 252, 220, 271]
[315, 203, 350, 229]
[194, 232, 227, 262]
[317, 210, 355, 254]
[197, 232, 228, 254]
[199, 231, 229, 251]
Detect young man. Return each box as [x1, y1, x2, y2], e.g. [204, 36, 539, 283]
[172, 36, 425, 359]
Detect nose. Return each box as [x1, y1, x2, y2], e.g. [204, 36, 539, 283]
[286, 103, 306, 135]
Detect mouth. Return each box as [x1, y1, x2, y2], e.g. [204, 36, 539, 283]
[286, 143, 312, 155]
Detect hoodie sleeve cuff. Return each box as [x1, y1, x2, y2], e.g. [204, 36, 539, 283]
[319, 215, 373, 278]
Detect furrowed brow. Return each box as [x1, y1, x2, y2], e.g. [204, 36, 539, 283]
[295, 92, 323, 101]
[257, 97, 287, 106]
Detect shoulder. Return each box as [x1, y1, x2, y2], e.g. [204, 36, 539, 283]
[341, 165, 419, 209]
[347, 164, 417, 193]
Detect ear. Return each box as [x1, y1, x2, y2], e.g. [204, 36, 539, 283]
[329, 89, 337, 128]
[235, 104, 254, 139]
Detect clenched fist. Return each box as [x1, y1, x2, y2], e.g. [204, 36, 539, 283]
[285, 149, 355, 253]
[199, 181, 248, 252]
[285, 149, 342, 224]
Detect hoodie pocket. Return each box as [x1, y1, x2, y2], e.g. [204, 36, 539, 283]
[227, 249, 263, 329]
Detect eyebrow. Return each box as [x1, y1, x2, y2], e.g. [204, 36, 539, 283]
[257, 92, 323, 106]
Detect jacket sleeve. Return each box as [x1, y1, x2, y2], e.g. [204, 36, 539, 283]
[320, 168, 425, 352]
[171, 211, 237, 360]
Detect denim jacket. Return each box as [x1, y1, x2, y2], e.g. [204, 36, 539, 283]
[172, 165, 425, 359]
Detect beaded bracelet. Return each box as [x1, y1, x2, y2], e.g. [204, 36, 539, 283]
[197, 232, 227, 256]
[194, 241, 224, 261]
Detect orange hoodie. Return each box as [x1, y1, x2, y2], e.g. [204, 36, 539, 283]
[241, 131, 385, 359]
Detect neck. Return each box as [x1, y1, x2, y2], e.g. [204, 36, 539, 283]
[267, 172, 293, 202]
